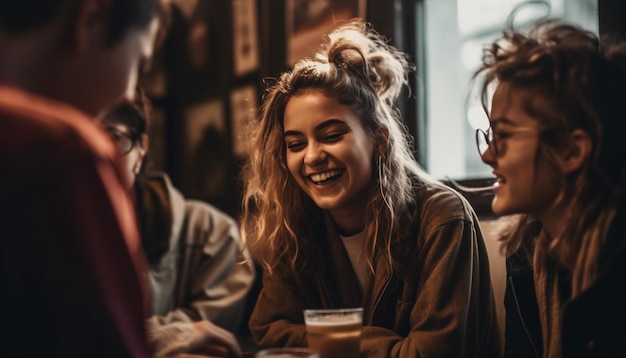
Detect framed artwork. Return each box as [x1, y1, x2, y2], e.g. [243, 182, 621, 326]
[182, 99, 229, 199]
[232, 0, 260, 76]
[163, 0, 220, 101]
[286, 0, 366, 65]
[230, 85, 258, 157]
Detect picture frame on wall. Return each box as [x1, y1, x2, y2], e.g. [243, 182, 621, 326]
[232, 0, 260, 76]
[182, 99, 230, 199]
[286, 0, 366, 65]
[165, 0, 221, 102]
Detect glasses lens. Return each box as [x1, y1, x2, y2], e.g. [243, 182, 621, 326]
[476, 129, 490, 155]
[107, 128, 134, 155]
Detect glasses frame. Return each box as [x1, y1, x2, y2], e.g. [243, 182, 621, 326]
[106, 126, 136, 156]
[476, 125, 540, 158]
[475, 127, 495, 157]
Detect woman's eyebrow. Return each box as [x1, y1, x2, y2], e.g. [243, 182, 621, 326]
[283, 130, 301, 138]
[283, 118, 345, 138]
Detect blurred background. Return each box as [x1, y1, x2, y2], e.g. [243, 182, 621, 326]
[139, 0, 622, 219]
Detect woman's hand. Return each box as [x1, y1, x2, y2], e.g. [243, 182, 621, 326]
[152, 320, 241, 358]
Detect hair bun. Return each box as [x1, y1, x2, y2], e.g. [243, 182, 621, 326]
[330, 47, 366, 71]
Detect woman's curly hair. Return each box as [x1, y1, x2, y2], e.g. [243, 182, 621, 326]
[240, 19, 437, 277]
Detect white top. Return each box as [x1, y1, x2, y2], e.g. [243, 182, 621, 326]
[340, 231, 369, 290]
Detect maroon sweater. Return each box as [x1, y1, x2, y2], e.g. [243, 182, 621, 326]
[0, 85, 150, 357]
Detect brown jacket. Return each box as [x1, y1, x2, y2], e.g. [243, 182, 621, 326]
[249, 181, 501, 357]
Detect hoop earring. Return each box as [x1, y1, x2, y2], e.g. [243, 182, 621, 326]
[378, 155, 393, 215]
[377, 155, 385, 186]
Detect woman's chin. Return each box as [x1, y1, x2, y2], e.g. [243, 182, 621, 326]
[491, 198, 513, 217]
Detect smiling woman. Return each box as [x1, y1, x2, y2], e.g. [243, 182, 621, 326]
[240, 19, 501, 357]
[283, 92, 375, 232]
[474, 20, 626, 357]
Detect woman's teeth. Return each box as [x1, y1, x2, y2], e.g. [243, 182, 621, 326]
[310, 169, 342, 184]
[493, 176, 505, 189]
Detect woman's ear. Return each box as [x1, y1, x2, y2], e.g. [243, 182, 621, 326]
[562, 129, 592, 174]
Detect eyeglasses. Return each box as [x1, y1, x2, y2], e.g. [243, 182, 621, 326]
[475, 125, 538, 157]
[106, 126, 136, 156]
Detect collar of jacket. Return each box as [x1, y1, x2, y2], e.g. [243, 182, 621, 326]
[316, 212, 396, 326]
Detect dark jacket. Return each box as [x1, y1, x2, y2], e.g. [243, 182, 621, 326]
[502, 205, 626, 358]
[561, 205, 626, 358]
[249, 181, 501, 357]
[503, 250, 543, 358]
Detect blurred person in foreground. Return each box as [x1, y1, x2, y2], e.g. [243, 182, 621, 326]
[475, 20, 626, 357]
[0, 1, 162, 357]
[241, 19, 501, 357]
[100, 91, 252, 356]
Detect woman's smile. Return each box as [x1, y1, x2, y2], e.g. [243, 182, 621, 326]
[283, 90, 375, 214]
[308, 169, 345, 185]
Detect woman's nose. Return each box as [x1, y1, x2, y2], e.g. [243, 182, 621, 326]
[304, 143, 326, 166]
[480, 144, 496, 166]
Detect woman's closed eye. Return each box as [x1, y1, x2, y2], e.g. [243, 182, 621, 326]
[285, 131, 345, 151]
[286, 140, 306, 151]
[493, 126, 536, 141]
[323, 131, 345, 142]
[493, 129, 513, 140]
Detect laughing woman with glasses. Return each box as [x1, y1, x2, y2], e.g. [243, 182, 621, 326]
[475, 20, 626, 357]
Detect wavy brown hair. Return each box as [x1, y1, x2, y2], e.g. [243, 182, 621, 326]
[240, 19, 438, 277]
[475, 20, 626, 291]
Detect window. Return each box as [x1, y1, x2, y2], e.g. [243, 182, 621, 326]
[420, 0, 598, 180]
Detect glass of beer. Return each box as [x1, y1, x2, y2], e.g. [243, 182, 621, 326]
[255, 348, 320, 358]
[303, 308, 363, 358]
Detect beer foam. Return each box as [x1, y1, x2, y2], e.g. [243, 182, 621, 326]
[305, 315, 362, 325]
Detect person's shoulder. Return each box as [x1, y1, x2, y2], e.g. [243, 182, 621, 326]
[185, 198, 236, 226]
[158, 174, 239, 241]
[156, 176, 234, 228]
[184, 199, 242, 247]
[413, 178, 477, 227]
[0, 86, 116, 169]
[151, 172, 238, 230]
